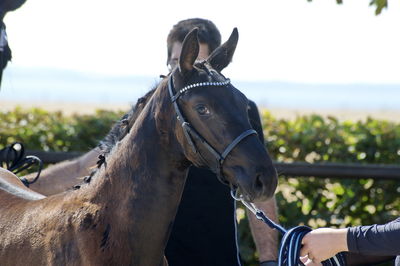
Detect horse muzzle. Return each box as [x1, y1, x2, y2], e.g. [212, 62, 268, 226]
[224, 164, 278, 202]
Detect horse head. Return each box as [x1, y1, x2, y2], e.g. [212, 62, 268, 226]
[169, 28, 278, 202]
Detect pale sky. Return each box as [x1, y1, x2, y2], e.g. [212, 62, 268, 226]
[4, 0, 400, 84]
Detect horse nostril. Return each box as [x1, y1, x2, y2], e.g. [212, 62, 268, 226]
[254, 173, 264, 192]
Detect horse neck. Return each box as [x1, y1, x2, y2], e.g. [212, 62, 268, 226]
[85, 81, 190, 263]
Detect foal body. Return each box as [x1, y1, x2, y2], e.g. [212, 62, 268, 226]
[0, 80, 184, 265]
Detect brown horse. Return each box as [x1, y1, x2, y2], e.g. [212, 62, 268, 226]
[0, 28, 277, 265]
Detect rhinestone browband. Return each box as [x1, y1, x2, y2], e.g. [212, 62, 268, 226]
[172, 79, 231, 102]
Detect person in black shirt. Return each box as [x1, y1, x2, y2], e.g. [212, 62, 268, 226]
[164, 18, 279, 266]
[300, 217, 400, 265]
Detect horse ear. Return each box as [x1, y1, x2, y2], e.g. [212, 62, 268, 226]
[206, 28, 238, 72]
[179, 28, 200, 77]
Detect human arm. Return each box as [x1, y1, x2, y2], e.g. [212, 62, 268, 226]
[248, 199, 279, 263]
[247, 101, 279, 263]
[345, 252, 395, 266]
[300, 228, 348, 264]
[347, 217, 400, 256]
[300, 217, 400, 264]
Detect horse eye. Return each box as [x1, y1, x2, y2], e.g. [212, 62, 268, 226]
[195, 105, 210, 116]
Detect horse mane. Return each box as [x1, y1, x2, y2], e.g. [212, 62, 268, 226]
[73, 84, 159, 188]
[99, 87, 156, 155]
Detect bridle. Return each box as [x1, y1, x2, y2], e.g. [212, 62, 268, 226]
[168, 73, 257, 186]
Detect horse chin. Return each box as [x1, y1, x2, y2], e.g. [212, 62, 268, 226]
[236, 185, 273, 203]
[231, 174, 277, 203]
[238, 188, 253, 202]
[231, 185, 255, 203]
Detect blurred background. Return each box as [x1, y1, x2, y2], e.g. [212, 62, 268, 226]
[1, 0, 399, 120]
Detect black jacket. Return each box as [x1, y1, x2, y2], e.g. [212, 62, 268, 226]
[346, 217, 400, 265]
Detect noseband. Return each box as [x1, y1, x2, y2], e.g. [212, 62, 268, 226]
[168, 75, 257, 186]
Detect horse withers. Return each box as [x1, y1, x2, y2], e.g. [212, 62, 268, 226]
[0, 28, 277, 265]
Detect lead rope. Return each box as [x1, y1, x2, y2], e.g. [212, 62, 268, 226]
[233, 199, 243, 266]
[231, 190, 346, 266]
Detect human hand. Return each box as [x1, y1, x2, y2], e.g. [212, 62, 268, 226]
[300, 256, 323, 266]
[300, 228, 348, 263]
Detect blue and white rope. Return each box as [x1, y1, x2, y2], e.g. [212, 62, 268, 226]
[231, 190, 346, 266]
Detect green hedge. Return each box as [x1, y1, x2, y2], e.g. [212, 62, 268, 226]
[240, 112, 400, 265]
[1, 107, 399, 265]
[0, 107, 124, 152]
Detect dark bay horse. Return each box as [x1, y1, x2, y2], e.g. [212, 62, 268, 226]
[0, 28, 277, 265]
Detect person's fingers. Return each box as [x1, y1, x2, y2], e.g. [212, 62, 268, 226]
[300, 245, 309, 257]
[300, 256, 308, 264]
[301, 233, 309, 245]
[313, 258, 321, 264]
[304, 259, 314, 266]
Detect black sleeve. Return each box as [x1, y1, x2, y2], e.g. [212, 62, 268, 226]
[247, 100, 265, 144]
[347, 217, 400, 256]
[345, 252, 396, 266]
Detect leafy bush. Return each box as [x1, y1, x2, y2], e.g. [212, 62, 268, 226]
[1, 107, 399, 265]
[0, 107, 123, 151]
[239, 112, 400, 265]
[262, 112, 399, 226]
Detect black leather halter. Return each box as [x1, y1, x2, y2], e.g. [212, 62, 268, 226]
[168, 75, 257, 186]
